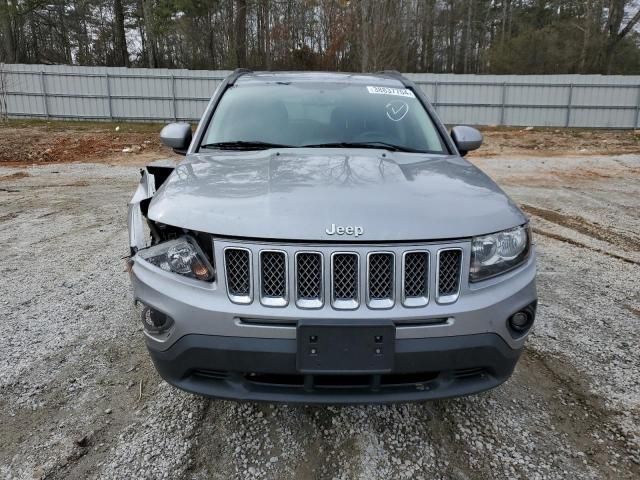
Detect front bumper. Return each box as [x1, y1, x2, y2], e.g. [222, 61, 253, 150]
[148, 332, 522, 404]
[131, 242, 536, 403]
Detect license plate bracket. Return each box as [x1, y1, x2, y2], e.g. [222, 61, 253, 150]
[296, 320, 395, 374]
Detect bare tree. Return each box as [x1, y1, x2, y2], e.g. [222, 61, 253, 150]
[602, 0, 640, 72]
[1, 0, 639, 75]
[0, 0, 16, 63]
[236, 0, 247, 67]
[114, 0, 129, 66]
[141, 0, 158, 68]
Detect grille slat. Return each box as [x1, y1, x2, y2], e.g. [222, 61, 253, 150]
[332, 253, 359, 308]
[224, 248, 252, 303]
[296, 252, 323, 308]
[260, 251, 287, 306]
[368, 253, 394, 308]
[437, 249, 462, 303]
[403, 251, 429, 307]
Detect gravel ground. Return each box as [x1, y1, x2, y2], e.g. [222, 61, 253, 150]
[0, 154, 638, 479]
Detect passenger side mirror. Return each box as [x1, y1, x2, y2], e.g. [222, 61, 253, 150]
[160, 122, 192, 155]
[450, 126, 483, 156]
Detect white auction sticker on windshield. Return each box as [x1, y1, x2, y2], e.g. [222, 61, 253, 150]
[366, 86, 415, 98]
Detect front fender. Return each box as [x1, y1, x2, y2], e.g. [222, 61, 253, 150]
[128, 169, 156, 254]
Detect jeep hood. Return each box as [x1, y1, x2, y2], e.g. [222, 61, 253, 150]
[148, 149, 526, 242]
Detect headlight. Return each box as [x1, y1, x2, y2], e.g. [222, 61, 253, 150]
[470, 225, 530, 282]
[137, 236, 214, 281]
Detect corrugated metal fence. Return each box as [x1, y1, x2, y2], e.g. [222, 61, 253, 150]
[2, 64, 640, 128]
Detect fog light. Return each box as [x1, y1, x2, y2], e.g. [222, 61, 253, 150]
[511, 312, 529, 329]
[508, 310, 534, 335]
[141, 305, 174, 333]
[507, 301, 537, 337]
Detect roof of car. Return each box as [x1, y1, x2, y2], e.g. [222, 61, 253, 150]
[234, 71, 407, 87]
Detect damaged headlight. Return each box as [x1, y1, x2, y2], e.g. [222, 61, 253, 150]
[137, 236, 214, 281]
[470, 225, 531, 282]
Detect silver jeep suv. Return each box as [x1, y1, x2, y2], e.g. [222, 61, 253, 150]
[127, 70, 537, 404]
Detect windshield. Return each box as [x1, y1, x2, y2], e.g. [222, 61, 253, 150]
[200, 82, 448, 153]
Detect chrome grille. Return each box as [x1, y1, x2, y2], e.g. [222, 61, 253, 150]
[224, 248, 251, 303]
[437, 249, 462, 303]
[295, 252, 323, 308]
[403, 251, 429, 307]
[260, 250, 287, 306]
[367, 253, 394, 308]
[332, 253, 359, 309]
[221, 242, 464, 308]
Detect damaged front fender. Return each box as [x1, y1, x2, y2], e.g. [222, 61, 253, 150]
[128, 159, 178, 255]
[128, 169, 156, 254]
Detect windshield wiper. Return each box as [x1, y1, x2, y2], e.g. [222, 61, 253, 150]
[200, 141, 294, 151]
[201, 140, 429, 153]
[302, 141, 427, 153]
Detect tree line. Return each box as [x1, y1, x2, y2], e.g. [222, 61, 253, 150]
[1, 0, 640, 74]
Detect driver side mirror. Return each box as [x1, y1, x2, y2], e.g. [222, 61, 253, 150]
[160, 122, 192, 155]
[450, 126, 483, 156]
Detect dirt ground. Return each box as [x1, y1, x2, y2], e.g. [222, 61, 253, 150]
[0, 120, 176, 166]
[0, 120, 639, 165]
[0, 122, 639, 479]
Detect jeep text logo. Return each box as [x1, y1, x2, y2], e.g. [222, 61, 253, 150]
[325, 224, 364, 238]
